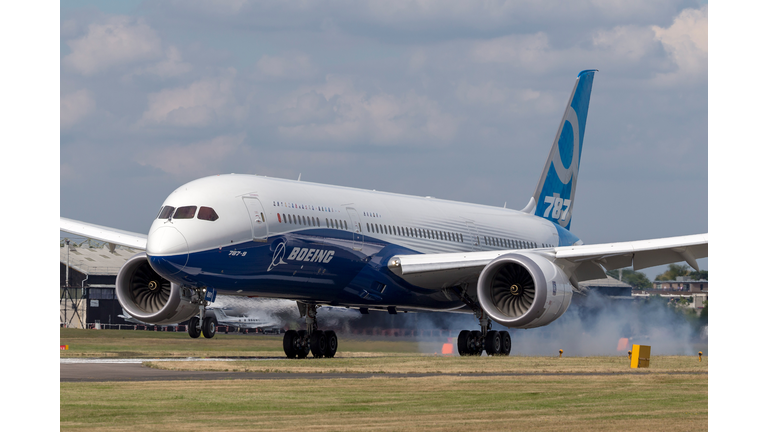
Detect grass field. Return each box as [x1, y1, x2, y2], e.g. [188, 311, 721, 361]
[60, 329, 708, 431]
[59, 328, 428, 358]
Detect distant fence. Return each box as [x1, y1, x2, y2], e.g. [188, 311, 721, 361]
[72, 324, 455, 338]
[80, 323, 276, 334]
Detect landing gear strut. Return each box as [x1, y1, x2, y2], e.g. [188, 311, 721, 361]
[283, 302, 338, 358]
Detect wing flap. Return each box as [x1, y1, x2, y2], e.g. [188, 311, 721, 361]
[60, 217, 147, 250]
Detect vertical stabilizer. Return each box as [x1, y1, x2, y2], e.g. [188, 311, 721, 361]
[528, 69, 597, 230]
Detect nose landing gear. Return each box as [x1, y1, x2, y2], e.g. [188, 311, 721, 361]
[283, 302, 338, 358]
[188, 287, 217, 339]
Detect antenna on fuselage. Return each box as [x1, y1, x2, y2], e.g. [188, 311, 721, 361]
[297, 173, 302, 181]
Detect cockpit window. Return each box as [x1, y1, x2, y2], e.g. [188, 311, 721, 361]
[197, 206, 219, 221]
[173, 206, 197, 219]
[157, 206, 175, 219]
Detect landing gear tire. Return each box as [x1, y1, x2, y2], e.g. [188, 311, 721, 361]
[500, 331, 511, 356]
[188, 317, 201, 339]
[470, 330, 483, 355]
[202, 317, 216, 339]
[324, 331, 338, 358]
[310, 330, 328, 358]
[458, 330, 471, 356]
[485, 330, 501, 356]
[283, 330, 299, 358]
[296, 330, 310, 358]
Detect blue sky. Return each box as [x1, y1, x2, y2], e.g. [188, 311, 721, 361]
[58, 1, 707, 279]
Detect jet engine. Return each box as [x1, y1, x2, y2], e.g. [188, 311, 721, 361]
[115, 252, 199, 325]
[476, 253, 573, 329]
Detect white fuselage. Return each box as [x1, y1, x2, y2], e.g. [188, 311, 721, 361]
[144, 174, 577, 311]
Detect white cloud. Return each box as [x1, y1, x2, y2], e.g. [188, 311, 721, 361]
[131, 46, 193, 79]
[63, 16, 163, 76]
[136, 134, 247, 177]
[255, 53, 315, 79]
[276, 76, 458, 146]
[139, 70, 245, 127]
[652, 6, 708, 83]
[592, 25, 659, 63]
[60, 89, 95, 128]
[471, 32, 555, 72]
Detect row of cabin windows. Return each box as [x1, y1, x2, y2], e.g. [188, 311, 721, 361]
[278, 213, 348, 231]
[157, 205, 219, 221]
[274, 212, 551, 249]
[366, 223, 464, 243]
[484, 236, 537, 249]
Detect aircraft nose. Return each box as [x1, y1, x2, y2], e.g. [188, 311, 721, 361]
[146, 226, 189, 274]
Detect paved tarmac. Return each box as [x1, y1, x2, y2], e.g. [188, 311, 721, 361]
[60, 360, 707, 383]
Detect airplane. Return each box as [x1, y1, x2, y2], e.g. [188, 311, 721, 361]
[118, 306, 280, 333]
[60, 70, 708, 359]
[209, 308, 281, 333]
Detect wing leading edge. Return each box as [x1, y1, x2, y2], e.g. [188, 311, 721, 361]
[387, 233, 708, 290]
[60, 217, 147, 250]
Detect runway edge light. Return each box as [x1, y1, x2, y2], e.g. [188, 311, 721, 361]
[630, 344, 651, 368]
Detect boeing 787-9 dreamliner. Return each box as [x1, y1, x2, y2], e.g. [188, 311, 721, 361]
[61, 70, 708, 358]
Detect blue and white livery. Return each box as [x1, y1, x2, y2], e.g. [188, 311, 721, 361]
[61, 71, 708, 357]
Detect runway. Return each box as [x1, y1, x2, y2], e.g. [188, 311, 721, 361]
[60, 359, 707, 382]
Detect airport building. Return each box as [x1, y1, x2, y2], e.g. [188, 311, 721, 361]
[60, 241, 137, 328]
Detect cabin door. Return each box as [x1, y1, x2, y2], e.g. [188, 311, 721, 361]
[346, 207, 364, 251]
[243, 197, 269, 242]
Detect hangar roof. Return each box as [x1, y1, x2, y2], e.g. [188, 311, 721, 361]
[60, 243, 138, 276]
[578, 276, 632, 290]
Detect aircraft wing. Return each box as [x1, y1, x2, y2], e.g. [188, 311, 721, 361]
[387, 233, 708, 290]
[60, 217, 147, 250]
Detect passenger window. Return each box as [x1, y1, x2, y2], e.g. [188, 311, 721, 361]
[173, 206, 197, 219]
[344, 220, 348, 230]
[197, 207, 219, 221]
[158, 206, 175, 219]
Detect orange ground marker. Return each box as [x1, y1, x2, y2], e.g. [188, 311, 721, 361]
[442, 343, 453, 355]
[617, 338, 629, 351]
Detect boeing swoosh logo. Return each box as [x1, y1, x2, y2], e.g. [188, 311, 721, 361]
[268, 241, 287, 272]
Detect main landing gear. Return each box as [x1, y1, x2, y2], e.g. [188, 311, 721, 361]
[283, 302, 338, 359]
[457, 312, 511, 356]
[188, 287, 217, 339]
[450, 286, 512, 356]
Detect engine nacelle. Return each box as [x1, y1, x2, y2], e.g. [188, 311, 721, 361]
[477, 252, 573, 329]
[116, 252, 199, 325]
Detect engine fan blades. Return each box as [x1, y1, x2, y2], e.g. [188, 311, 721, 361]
[490, 264, 535, 318]
[130, 263, 171, 314]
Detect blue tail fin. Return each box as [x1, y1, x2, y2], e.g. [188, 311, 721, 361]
[526, 70, 597, 231]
